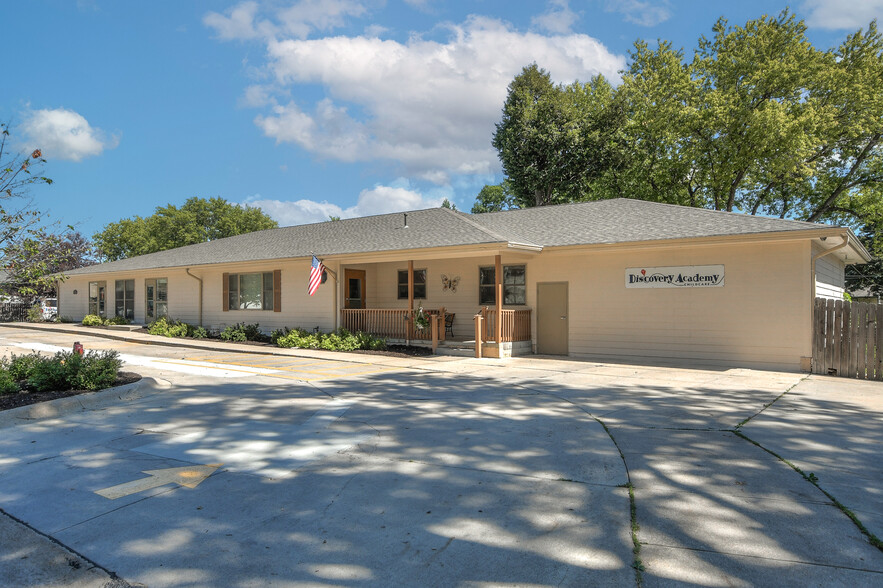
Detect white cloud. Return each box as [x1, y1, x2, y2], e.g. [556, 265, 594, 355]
[532, 0, 579, 34]
[248, 15, 625, 182]
[204, 0, 367, 41]
[604, 0, 671, 27]
[803, 0, 883, 30]
[21, 108, 117, 162]
[203, 1, 266, 40]
[243, 181, 444, 226]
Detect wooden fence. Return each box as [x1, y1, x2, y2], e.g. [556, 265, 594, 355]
[813, 297, 883, 380]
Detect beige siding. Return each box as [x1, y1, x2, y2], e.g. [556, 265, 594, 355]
[530, 240, 811, 371]
[812, 242, 846, 300]
[58, 236, 817, 371]
[59, 260, 337, 334]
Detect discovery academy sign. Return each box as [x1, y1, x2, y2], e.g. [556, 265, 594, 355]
[625, 265, 725, 289]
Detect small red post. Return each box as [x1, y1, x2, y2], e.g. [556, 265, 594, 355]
[73, 342, 84, 355]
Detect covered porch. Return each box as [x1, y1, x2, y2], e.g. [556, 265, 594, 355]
[336, 254, 534, 358]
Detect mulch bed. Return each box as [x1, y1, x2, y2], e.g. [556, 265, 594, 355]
[0, 372, 142, 412]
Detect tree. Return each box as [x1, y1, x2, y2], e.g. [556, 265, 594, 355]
[94, 197, 279, 261]
[0, 121, 69, 297]
[492, 64, 623, 207]
[440, 198, 458, 211]
[471, 182, 518, 213]
[491, 11, 883, 238]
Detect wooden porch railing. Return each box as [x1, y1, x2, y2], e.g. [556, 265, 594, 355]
[477, 307, 532, 342]
[340, 308, 447, 341]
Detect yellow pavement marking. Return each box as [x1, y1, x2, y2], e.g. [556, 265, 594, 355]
[95, 464, 222, 500]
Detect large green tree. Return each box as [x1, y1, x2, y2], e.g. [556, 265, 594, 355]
[94, 197, 278, 261]
[492, 64, 624, 207]
[484, 11, 883, 241]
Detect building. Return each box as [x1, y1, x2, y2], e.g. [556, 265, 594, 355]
[58, 199, 871, 371]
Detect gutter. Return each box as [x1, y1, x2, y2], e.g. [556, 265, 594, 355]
[185, 268, 203, 326]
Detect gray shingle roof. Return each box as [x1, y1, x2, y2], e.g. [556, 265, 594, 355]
[66, 198, 842, 276]
[66, 207, 506, 276]
[470, 198, 831, 247]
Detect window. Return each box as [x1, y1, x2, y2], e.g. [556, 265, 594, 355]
[115, 279, 135, 320]
[479, 265, 526, 305]
[227, 272, 275, 310]
[146, 278, 168, 321]
[88, 281, 106, 317]
[397, 269, 427, 299]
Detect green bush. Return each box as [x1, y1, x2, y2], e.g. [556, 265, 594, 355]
[73, 350, 122, 391]
[0, 369, 19, 395]
[82, 314, 105, 326]
[275, 328, 386, 352]
[106, 315, 129, 325]
[27, 304, 44, 322]
[22, 350, 122, 392]
[148, 317, 198, 338]
[220, 323, 268, 342]
[191, 326, 208, 339]
[3, 353, 42, 381]
[28, 353, 72, 392]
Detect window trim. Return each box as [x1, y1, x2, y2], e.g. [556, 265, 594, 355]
[479, 264, 527, 306]
[397, 268, 427, 300]
[223, 271, 280, 312]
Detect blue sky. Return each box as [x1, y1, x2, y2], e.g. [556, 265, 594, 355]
[5, 0, 882, 238]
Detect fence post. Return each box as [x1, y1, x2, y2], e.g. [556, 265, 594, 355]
[431, 314, 439, 354]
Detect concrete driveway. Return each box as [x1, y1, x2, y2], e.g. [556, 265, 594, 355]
[0, 325, 881, 587]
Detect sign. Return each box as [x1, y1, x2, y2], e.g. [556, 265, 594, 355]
[625, 265, 724, 289]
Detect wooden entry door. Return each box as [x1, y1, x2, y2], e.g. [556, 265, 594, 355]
[537, 282, 568, 355]
[344, 269, 366, 309]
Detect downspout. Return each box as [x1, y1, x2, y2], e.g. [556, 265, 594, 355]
[185, 268, 203, 326]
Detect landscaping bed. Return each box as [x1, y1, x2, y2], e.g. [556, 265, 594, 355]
[0, 371, 141, 412]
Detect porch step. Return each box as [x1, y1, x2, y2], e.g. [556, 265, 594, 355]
[435, 340, 476, 357]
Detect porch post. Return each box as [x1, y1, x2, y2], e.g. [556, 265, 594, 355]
[495, 254, 503, 344]
[408, 260, 414, 342]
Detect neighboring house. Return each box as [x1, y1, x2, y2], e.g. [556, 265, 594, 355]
[58, 199, 871, 371]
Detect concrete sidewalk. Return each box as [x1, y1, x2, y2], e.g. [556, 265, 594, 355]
[0, 323, 881, 586]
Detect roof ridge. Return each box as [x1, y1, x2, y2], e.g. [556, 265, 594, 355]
[438, 206, 522, 244]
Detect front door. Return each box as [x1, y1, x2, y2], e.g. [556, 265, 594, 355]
[344, 269, 366, 309]
[537, 282, 568, 355]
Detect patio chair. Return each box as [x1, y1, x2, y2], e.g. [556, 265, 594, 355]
[444, 313, 455, 338]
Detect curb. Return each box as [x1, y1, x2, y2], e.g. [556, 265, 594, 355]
[0, 377, 168, 427]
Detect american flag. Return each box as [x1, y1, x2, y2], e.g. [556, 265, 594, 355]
[308, 256, 325, 296]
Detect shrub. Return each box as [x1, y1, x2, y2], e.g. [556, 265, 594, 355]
[220, 323, 268, 342]
[0, 370, 19, 395]
[28, 353, 72, 392]
[22, 350, 122, 392]
[148, 317, 197, 338]
[82, 314, 105, 326]
[191, 326, 208, 339]
[275, 328, 386, 352]
[73, 350, 122, 391]
[27, 304, 44, 322]
[106, 315, 130, 325]
[4, 353, 42, 381]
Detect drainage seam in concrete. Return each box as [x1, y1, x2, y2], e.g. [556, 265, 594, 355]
[522, 389, 644, 587]
[733, 429, 883, 553]
[0, 507, 134, 586]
